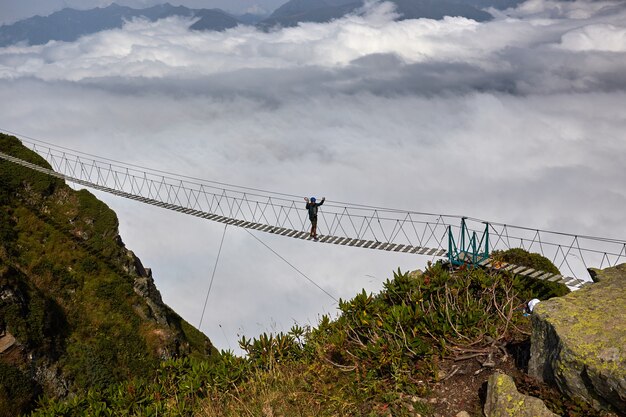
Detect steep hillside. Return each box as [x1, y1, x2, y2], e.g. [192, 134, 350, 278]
[0, 134, 217, 416]
[30, 253, 603, 417]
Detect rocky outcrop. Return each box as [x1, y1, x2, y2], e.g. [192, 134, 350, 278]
[133, 266, 169, 326]
[484, 372, 558, 417]
[588, 263, 626, 283]
[529, 264, 626, 415]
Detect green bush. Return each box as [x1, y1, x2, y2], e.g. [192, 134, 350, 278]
[75, 189, 119, 254]
[493, 248, 560, 275]
[63, 331, 157, 390]
[0, 134, 62, 198]
[33, 355, 251, 416]
[0, 363, 39, 417]
[492, 249, 570, 298]
[30, 261, 570, 416]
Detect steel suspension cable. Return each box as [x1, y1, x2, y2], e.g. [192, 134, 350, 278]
[243, 229, 339, 303]
[198, 224, 228, 330]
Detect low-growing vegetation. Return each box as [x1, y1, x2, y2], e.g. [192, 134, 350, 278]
[493, 248, 570, 299]
[31, 263, 576, 416]
[0, 134, 215, 416]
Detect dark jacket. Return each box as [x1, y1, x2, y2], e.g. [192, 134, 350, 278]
[306, 199, 324, 220]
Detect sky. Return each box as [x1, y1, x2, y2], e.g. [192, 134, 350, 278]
[1, 0, 626, 352]
[0, 0, 284, 25]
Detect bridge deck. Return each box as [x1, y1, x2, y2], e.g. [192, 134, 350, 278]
[477, 258, 589, 289]
[0, 150, 448, 258]
[116, 191, 449, 257]
[0, 149, 606, 290]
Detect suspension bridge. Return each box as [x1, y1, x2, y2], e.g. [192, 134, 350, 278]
[1, 134, 625, 290]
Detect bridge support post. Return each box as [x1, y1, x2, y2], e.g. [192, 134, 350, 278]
[448, 218, 490, 267]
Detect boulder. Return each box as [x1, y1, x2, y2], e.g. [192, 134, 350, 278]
[484, 372, 558, 417]
[529, 264, 626, 414]
[587, 263, 626, 283]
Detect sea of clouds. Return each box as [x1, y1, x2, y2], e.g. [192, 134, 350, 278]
[1, 0, 625, 352]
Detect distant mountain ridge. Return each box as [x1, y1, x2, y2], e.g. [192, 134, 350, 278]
[0, 0, 524, 47]
[0, 2, 242, 47]
[259, 0, 524, 28]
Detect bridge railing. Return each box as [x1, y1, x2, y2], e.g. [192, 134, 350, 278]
[7, 138, 460, 251]
[1, 135, 625, 284]
[456, 217, 626, 281]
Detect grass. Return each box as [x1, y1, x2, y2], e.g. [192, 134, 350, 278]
[0, 134, 215, 416]
[30, 261, 571, 416]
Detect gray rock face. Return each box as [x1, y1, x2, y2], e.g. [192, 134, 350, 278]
[132, 264, 169, 326]
[529, 264, 626, 414]
[588, 263, 626, 283]
[484, 372, 558, 417]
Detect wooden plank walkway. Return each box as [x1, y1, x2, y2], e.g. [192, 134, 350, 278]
[478, 258, 590, 290]
[0, 150, 594, 288]
[0, 151, 449, 259]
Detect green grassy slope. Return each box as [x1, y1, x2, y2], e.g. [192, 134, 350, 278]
[31, 261, 594, 417]
[0, 134, 217, 416]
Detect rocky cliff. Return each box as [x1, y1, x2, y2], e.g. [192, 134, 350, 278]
[529, 264, 626, 415]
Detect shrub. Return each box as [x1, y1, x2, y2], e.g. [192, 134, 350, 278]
[0, 363, 40, 417]
[0, 209, 17, 253]
[30, 262, 556, 416]
[492, 249, 570, 298]
[33, 355, 251, 416]
[0, 134, 62, 198]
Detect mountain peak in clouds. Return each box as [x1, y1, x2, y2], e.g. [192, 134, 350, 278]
[190, 9, 241, 32]
[258, 0, 512, 28]
[0, 3, 239, 47]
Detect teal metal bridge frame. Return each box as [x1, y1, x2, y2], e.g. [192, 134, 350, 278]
[448, 218, 489, 267]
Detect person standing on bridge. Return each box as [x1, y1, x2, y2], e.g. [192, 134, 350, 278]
[305, 196, 325, 240]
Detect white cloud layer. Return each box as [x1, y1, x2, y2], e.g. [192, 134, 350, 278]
[1, 0, 625, 352]
[559, 24, 626, 52]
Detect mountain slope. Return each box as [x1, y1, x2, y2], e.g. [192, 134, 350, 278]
[0, 133, 217, 416]
[30, 257, 589, 416]
[260, 1, 362, 28]
[190, 9, 241, 31]
[260, 0, 495, 28]
[0, 0, 526, 48]
[0, 3, 239, 47]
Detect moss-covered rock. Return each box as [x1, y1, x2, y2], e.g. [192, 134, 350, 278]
[528, 264, 626, 414]
[587, 263, 626, 283]
[484, 372, 557, 417]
